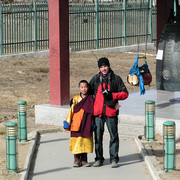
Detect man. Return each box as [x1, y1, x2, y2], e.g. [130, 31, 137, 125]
[89, 57, 128, 168]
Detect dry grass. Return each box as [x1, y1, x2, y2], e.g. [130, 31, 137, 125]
[0, 127, 6, 135]
[31, 67, 49, 74]
[0, 51, 156, 121]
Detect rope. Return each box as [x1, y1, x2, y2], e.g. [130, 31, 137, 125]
[91, 51, 99, 61]
[137, 0, 143, 56]
[137, 0, 150, 57]
[145, 0, 150, 56]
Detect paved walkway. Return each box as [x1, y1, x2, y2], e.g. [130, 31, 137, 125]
[28, 132, 152, 180]
[120, 89, 180, 120]
[118, 89, 180, 136]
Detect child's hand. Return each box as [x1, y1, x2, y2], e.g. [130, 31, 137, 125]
[63, 121, 70, 130]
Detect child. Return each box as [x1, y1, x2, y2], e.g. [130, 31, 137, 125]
[63, 80, 95, 167]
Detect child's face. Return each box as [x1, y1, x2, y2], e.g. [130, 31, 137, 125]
[79, 82, 88, 96]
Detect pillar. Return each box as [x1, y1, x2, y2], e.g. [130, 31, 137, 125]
[49, 0, 69, 106]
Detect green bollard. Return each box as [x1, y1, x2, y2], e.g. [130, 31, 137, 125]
[145, 100, 155, 141]
[163, 121, 176, 172]
[6, 122, 18, 173]
[18, 100, 27, 142]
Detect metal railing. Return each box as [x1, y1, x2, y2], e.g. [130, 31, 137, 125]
[0, 2, 49, 55]
[69, 0, 157, 51]
[0, 1, 157, 55]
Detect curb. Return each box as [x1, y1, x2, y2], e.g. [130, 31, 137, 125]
[20, 128, 62, 180]
[0, 50, 49, 61]
[0, 43, 155, 61]
[20, 128, 161, 180]
[134, 137, 161, 180]
[75, 43, 155, 54]
[20, 131, 39, 180]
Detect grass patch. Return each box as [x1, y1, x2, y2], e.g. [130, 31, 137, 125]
[32, 67, 49, 73]
[13, 61, 23, 66]
[0, 128, 6, 135]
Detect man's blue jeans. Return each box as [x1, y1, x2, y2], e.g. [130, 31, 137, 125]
[94, 116, 119, 163]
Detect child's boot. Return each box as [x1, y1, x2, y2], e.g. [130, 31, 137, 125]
[73, 154, 81, 167]
[81, 153, 91, 167]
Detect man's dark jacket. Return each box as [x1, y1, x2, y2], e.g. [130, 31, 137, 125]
[89, 69, 128, 117]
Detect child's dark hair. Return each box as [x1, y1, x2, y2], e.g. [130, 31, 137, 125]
[79, 80, 89, 87]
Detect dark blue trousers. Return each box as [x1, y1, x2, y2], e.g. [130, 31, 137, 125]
[94, 116, 119, 163]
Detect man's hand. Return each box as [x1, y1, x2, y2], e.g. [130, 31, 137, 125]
[115, 103, 121, 111]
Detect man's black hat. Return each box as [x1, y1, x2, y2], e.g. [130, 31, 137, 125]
[98, 57, 110, 68]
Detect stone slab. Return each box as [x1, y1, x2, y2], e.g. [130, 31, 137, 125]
[119, 89, 180, 137]
[35, 104, 69, 126]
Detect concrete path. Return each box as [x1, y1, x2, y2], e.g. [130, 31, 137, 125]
[119, 89, 180, 120]
[28, 132, 152, 180]
[118, 89, 180, 137]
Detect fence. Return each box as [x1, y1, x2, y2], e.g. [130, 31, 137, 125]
[69, 0, 157, 51]
[0, 2, 49, 55]
[0, 1, 157, 55]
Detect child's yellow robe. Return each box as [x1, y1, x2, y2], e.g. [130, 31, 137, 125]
[66, 94, 93, 154]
